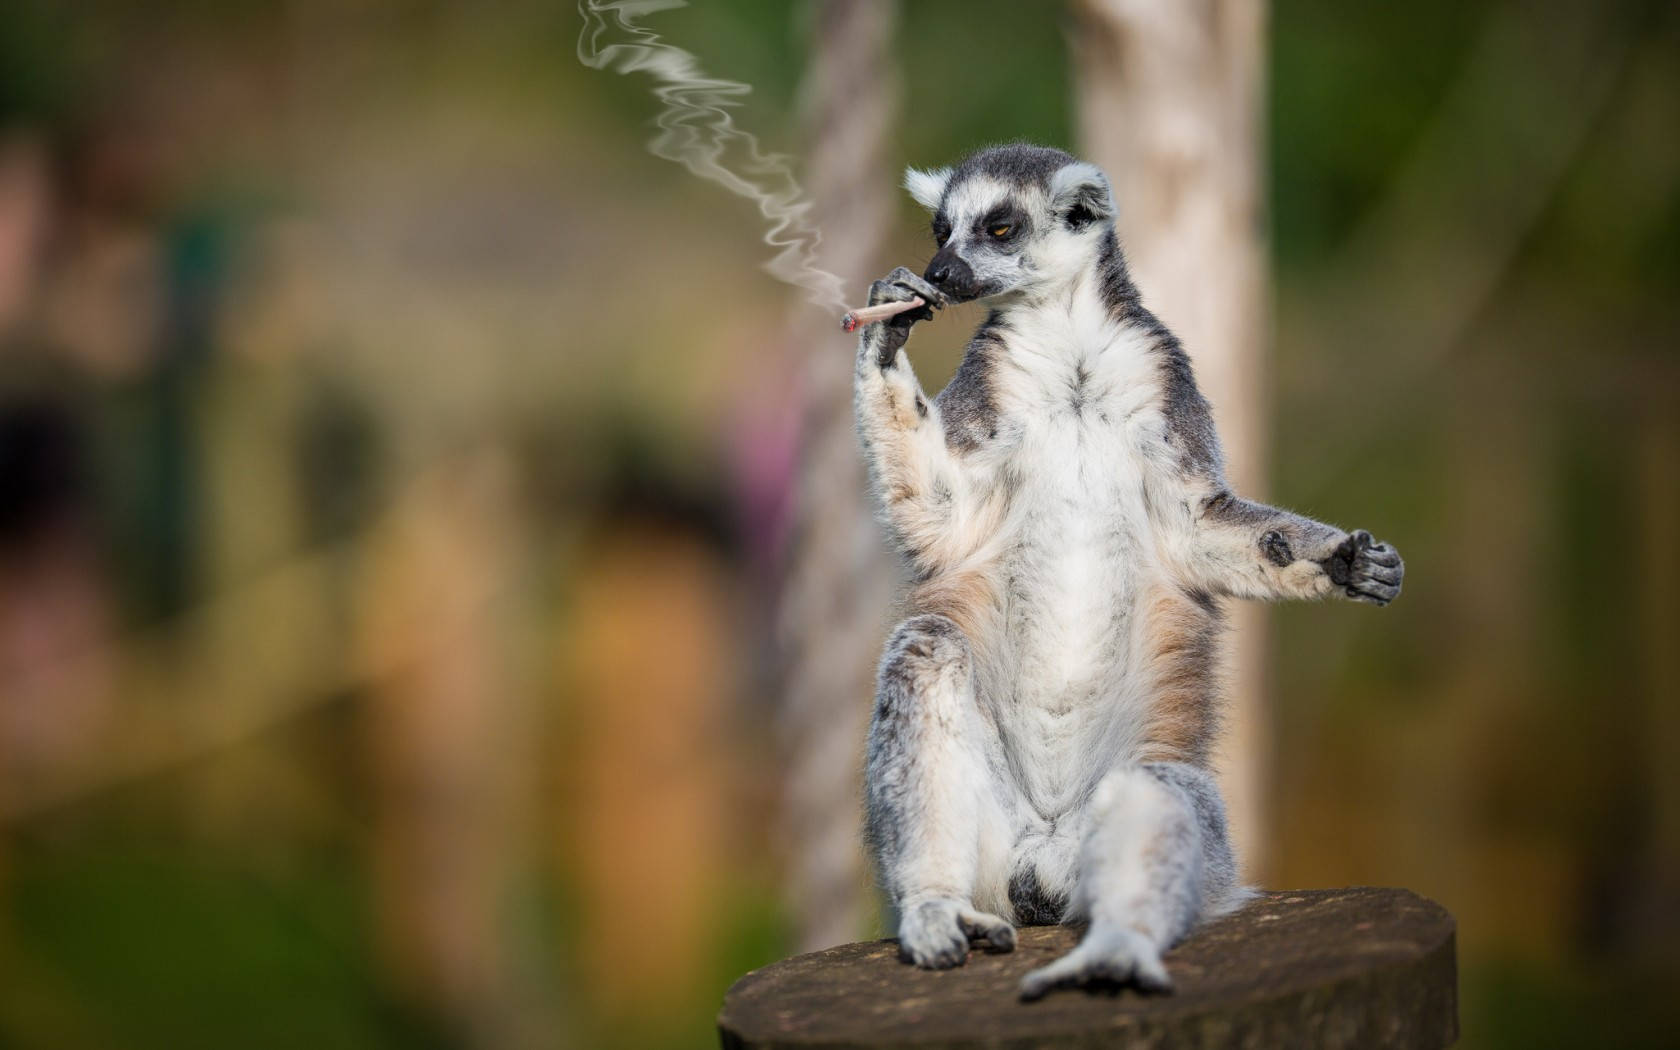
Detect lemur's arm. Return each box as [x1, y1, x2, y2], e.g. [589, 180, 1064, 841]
[1172, 487, 1404, 605]
[854, 268, 968, 572]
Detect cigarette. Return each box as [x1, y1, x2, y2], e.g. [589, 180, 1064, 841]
[840, 297, 926, 334]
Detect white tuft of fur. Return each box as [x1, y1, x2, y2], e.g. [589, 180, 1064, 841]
[904, 166, 953, 211]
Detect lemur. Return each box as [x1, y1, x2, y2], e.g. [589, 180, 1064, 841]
[853, 144, 1403, 999]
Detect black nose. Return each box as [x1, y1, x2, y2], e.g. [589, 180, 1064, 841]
[923, 249, 976, 300]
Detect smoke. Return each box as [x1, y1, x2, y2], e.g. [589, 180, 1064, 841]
[577, 0, 847, 313]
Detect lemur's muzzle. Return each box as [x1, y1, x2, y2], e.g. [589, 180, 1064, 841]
[924, 249, 980, 303]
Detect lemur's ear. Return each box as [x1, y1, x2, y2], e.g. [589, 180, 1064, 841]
[1049, 161, 1115, 230]
[903, 166, 953, 212]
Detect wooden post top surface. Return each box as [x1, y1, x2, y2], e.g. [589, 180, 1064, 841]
[718, 887, 1457, 1050]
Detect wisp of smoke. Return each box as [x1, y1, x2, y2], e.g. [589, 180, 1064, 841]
[577, 0, 847, 313]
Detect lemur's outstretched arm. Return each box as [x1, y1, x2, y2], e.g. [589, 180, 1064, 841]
[854, 267, 967, 570]
[1174, 488, 1404, 605]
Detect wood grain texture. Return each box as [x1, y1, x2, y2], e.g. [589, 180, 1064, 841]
[718, 887, 1457, 1049]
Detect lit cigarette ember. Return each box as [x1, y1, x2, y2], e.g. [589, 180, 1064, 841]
[840, 297, 926, 334]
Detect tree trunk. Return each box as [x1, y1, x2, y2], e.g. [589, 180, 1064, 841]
[1070, 0, 1272, 876]
[775, 0, 901, 952]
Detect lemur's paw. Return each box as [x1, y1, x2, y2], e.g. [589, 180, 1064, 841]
[864, 267, 944, 366]
[1324, 529, 1403, 605]
[867, 266, 946, 320]
[897, 899, 1015, 969]
[1018, 925, 1171, 1000]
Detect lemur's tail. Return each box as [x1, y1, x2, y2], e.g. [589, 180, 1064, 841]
[577, 0, 847, 313]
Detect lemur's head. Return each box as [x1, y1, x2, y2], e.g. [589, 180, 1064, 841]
[905, 144, 1115, 304]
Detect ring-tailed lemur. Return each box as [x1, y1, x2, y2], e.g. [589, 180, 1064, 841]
[853, 144, 1402, 999]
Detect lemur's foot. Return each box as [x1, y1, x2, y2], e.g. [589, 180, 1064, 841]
[1325, 529, 1404, 605]
[1018, 924, 1170, 1000]
[897, 898, 1016, 969]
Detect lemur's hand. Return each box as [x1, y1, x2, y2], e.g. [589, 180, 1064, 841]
[868, 266, 947, 319]
[1323, 530, 1403, 605]
[865, 267, 945, 366]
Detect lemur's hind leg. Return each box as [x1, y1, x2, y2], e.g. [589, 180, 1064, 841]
[1019, 762, 1247, 999]
[867, 614, 1017, 968]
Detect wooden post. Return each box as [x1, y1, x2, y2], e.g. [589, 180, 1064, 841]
[719, 888, 1458, 1049]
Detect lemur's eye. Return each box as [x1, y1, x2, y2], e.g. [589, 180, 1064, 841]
[989, 223, 1012, 239]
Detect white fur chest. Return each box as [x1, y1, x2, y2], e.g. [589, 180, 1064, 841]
[980, 310, 1166, 812]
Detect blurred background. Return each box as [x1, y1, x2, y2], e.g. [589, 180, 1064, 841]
[0, 0, 1676, 1047]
